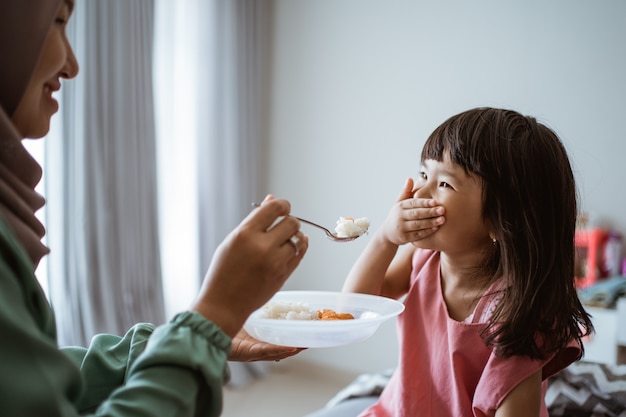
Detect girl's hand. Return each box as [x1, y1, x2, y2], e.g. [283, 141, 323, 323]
[380, 178, 445, 245]
[228, 329, 305, 362]
[190, 196, 309, 338]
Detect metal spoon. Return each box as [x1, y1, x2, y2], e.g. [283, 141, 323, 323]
[252, 203, 361, 242]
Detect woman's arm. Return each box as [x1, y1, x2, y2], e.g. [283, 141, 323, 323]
[1, 255, 230, 417]
[0, 197, 306, 417]
[60, 324, 154, 412]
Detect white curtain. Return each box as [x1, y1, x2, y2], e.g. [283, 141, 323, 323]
[153, 0, 272, 386]
[46, 0, 165, 346]
[43, 0, 271, 386]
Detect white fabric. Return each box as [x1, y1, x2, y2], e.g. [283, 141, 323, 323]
[42, 3, 270, 389]
[46, 0, 165, 346]
[153, 0, 271, 386]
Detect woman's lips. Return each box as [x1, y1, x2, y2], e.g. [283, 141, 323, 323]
[44, 83, 60, 110]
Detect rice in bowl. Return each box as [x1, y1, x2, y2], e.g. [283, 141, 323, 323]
[258, 300, 318, 320]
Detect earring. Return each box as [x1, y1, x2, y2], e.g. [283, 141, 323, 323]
[492, 238, 497, 245]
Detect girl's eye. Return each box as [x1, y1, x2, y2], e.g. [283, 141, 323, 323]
[418, 171, 427, 180]
[55, 17, 67, 25]
[439, 181, 453, 189]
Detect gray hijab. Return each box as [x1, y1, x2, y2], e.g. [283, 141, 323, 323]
[0, 0, 63, 267]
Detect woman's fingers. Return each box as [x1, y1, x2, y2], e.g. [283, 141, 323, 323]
[248, 199, 305, 258]
[282, 230, 307, 257]
[229, 329, 305, 362]
[191, 197, 309, 337]
[248, 197, 291, 231]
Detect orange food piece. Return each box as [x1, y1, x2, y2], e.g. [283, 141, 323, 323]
[318, 309, 355, 320]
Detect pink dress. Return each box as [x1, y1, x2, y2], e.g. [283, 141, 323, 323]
[358, 249, 580, 417]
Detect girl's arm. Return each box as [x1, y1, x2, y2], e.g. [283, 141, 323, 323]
[342, 178, 444, 299]
[495, 369, 542, 417]
[342, 230, 414, 299]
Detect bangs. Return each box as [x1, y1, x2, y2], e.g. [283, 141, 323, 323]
[420, 109, 490, 178]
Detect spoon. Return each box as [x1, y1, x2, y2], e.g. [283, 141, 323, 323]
[252, 203, 360, 242]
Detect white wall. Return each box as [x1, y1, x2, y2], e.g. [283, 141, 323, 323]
[267, 0, 626, 374]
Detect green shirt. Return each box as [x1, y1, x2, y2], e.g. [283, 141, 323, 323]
[0, 215, 232, 416]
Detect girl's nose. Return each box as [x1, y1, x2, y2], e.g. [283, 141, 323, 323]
[413, 183, 432, 199]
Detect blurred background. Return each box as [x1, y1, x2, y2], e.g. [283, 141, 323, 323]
[267, 0, 626, 374]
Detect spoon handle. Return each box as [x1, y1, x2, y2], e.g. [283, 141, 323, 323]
[251, 202, 357, 242]
[291, 216, 333, 236]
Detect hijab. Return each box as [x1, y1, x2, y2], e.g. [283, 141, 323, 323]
[0, 0, 63, 267]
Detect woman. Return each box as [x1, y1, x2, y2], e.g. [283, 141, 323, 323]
[0, 0, 308, 415]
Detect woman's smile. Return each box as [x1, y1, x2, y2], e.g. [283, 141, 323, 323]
[43, 81, 61, 111]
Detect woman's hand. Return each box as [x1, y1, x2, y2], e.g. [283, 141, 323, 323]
[228, 329, 305, 362]
[380, 178, 445, 246]
[190, 196, 309, 338]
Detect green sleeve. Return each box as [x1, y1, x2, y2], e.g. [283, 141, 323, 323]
[65, 313, 232, 417]
[0, 215, 232, 417]
[60, 323, 156, 412]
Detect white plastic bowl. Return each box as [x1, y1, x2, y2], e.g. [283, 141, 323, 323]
[243, 291, 405, 348]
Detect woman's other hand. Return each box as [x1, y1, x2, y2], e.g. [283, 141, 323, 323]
[380, 178, 445, 245]
[190, 196, 309, 338]
[228, 329, 305, 362]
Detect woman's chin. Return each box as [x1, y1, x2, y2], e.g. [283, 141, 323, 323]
[20, 122, 51, 140]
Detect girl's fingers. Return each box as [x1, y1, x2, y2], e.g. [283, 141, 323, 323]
[417, 205, 445, 221]
[402, 197, 437, 209]
[399, 200, 444, 222]
[409, 226, 440, 241]
[412, 215, 445, 230]
[397, 178, 415, 201]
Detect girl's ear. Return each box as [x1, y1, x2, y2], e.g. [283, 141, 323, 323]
[488, 232, 497, 244]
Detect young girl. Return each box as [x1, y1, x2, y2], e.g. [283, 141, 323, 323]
[342, 107, 593, 417]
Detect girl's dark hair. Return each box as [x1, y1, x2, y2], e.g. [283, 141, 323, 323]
[422, 107, 593, 360]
